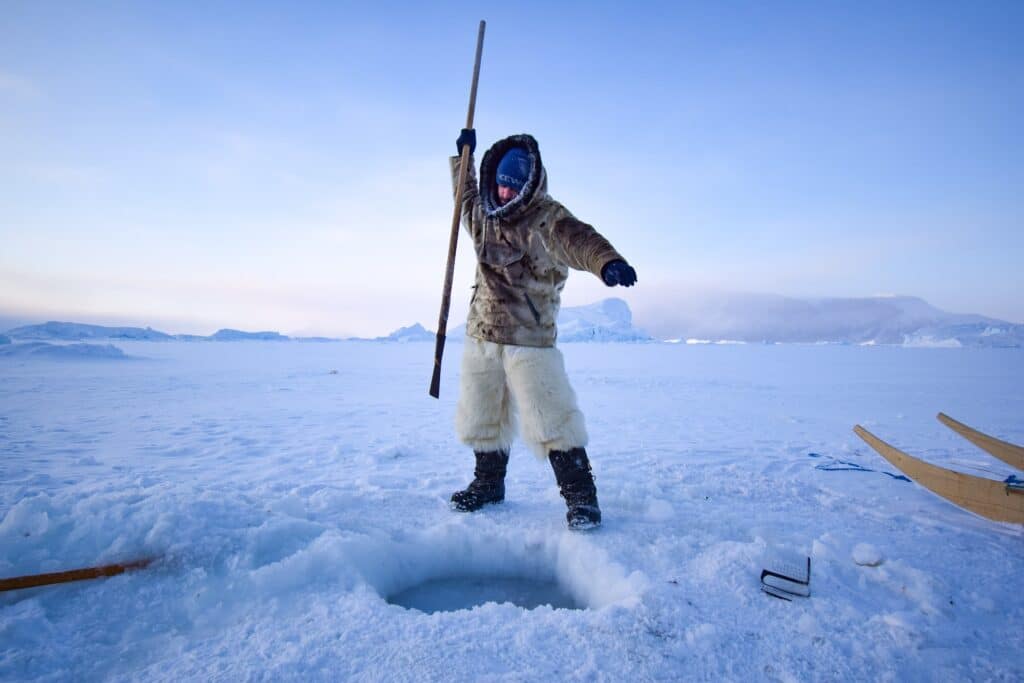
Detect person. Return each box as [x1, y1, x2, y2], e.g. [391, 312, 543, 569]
[447, 128, 637, 530]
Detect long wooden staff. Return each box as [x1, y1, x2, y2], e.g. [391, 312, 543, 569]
[0, 557, 155, 592]
[430, 20, 486, 399]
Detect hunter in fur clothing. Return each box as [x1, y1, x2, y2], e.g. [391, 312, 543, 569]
[448, 129, 637, 530]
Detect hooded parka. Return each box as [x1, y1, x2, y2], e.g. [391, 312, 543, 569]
[450, 134, 624, 348]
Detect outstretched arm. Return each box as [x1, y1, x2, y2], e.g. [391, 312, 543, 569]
[547, 211, 636, 287]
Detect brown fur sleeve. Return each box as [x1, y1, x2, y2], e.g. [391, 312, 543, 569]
[449, 155, 481, 240]
[547, 211, 624, 279]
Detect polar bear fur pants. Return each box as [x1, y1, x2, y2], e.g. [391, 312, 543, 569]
[456, 337, 588, 459]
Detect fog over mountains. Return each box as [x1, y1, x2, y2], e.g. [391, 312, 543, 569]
[3, 295, 1022, 347]
[640, 293, 1023, 347]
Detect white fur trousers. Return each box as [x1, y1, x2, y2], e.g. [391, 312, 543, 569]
[455, 337, 588, 459]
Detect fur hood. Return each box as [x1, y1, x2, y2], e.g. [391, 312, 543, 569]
[479, 134, 548, 219]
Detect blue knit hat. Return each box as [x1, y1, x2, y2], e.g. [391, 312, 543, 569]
[496, 147, 530, 191]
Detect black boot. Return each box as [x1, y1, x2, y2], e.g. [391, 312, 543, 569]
[549, 448, 602, 530]
[451, 450, 509, 512]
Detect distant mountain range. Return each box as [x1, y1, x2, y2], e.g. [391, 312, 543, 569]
[644, 293, 1023, 347]
[4, 322, 300, 343]
[3, 295, 1021, 347]
[0, 341, 127, 360]
[373, 323, 435, 343]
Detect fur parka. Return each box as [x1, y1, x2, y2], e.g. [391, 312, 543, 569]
[450, 134, 624, 347]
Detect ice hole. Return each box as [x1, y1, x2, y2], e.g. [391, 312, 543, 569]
[355, 525, 646, 615]
[386, 575, 582, 613]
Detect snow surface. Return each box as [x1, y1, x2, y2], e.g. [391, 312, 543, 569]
[2, 342, 1023, 680]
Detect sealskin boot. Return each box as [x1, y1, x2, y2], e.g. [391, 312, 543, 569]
[451, 450, 509, 512]
[549, 447, 602, 530]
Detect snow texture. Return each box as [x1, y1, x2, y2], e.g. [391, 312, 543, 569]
[1, 342, 1022, 680]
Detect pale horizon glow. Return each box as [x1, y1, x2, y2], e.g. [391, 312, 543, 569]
[2, 2, 1022, 336]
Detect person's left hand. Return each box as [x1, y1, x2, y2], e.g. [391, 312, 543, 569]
[601, 260, 637, 287]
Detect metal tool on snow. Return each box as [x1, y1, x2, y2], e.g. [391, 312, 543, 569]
[761, 555, 811, 601]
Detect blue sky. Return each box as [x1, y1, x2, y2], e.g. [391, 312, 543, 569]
[1, 1, 1021, 335]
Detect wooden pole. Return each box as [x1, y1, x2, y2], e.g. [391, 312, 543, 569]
[0, 557, 155, 592]
[430, 20, 486, 399]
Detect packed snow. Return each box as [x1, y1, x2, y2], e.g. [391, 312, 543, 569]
[1, 341, 1022, 680]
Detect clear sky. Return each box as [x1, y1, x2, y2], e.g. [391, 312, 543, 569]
[2, 1, 1021, 336]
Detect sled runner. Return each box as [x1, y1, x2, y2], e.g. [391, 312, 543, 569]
[937, 412, 1024, 471]
[853, 425, 1023, 525]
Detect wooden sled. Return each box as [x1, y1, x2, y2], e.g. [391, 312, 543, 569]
[853, 425, 1023, 525]
[937, 412, 1024, 471]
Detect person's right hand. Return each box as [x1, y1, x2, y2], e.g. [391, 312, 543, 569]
[456, 128, 476, 155]
[601, 260, 637, 287]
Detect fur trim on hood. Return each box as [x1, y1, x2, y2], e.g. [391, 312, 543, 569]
[479, 134, 548, 218]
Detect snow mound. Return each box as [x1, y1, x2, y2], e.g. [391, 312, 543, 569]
[0, 341, 128, 360]
[852, 543, 884, 567]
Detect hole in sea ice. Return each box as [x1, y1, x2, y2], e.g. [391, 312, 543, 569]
[387, 575, 581, 613]
[355, 526, 645, 615]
